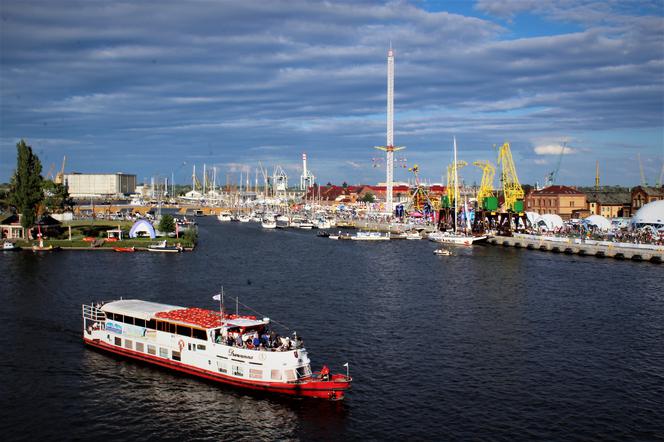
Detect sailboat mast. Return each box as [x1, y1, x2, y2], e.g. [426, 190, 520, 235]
[453, 136, 458, 233]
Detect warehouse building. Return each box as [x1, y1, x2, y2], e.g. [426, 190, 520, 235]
[64, 173, 137, 199]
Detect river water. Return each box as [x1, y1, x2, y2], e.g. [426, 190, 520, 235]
[1, 217, 662, 440]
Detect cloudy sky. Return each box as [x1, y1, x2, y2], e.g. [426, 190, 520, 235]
[1, 0, 663, 187]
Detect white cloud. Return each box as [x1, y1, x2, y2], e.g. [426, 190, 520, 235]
[534, 144, 577, 155]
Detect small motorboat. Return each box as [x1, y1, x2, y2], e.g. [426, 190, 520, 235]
[433, 248, 452, 256]
[32, 244, 57, 252]
[405, 231, 422, 240]
[148, 240, 182, 253]
[2, 241, 21, 251]
[317, 231, 330, 238]
[113, 247, 135, 253]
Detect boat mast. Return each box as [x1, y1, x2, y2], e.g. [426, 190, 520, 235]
[453, 136, 458, 233]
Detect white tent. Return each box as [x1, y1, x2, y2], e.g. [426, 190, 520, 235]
[583, 214, 612, 231]
[534, 214, 564, 231]
[630, 200, 664, 229]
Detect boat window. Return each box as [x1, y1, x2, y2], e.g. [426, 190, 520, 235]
[147, 345, 156, 355]
[249, 369, 262, 379]
[176, 325, 192, 337]
[157, 321, 168, 332]
[159, 348, 168, 358]
[232, 365, 244, 376]
[271, 370, 282, 380]
[172, 350, 181, 362]
[124, 339, 133, 350]
[114, 337, 121, 346]
[146, 319, 156, 330]
[114, 314, 124, 323]
[125, 316, 135, 325]
[284, 369, 296, 381]
[134, 318, 146, 328]
[135, 342, 144, 353]
[192, 328, 207, 341]
[217, 361, 227, 373]
[169, 323, 176, 334]
[296, 366, 311, 379]
[196, 344, 206, 351]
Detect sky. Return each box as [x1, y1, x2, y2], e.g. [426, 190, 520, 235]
[1, 0, 663, 188]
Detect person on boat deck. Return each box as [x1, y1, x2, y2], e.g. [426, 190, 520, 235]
[294, 335, 303, 349]
[252, 336, 260, 348]
[320, 365, 330, 381]
[234, 333, 242, 347]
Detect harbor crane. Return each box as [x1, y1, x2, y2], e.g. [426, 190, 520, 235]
[496, 141, 525, 213]
[444, 160, 467, 208]
[472, 160, 497, 210]
[544, 142, 566, 187]
[55, 156, 66, 185]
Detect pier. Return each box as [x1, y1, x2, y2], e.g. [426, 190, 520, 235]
[489, 233, 663, 263]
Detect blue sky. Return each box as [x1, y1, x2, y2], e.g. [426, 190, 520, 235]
[1, 0, 662, 187]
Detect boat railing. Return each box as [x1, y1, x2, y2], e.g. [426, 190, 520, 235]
[82, 304, 107, 336]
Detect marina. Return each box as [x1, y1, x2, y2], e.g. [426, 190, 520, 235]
[1, 216, 662, 440]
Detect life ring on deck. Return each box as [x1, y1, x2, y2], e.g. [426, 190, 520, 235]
[178, 339, 185, 352]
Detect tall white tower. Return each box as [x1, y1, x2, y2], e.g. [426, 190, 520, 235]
[374, 44, 404, 215]
[300, 152, 315, 191]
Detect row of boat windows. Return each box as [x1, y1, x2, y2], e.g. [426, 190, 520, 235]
[112, 336, 311, 381]
[106, 312, 207, 341]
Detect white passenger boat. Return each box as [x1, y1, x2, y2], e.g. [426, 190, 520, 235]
[82, 299, 352, 400]
[237, 214, 251, 223]
[351, 231, 390, 241]
[276, 215, 290, 229]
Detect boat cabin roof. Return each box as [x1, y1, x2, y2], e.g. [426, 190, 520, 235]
[102, 299, 267, 330]
[102, 299, 183, 320]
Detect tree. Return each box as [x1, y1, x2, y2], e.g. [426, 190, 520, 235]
[157, 214, 175, 233]
[360, 192, 375, 203]
[9, 140, 43, 229]
[43, 180, 74, 213]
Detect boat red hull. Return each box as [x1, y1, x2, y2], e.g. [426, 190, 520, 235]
[83, 337, 351, 400]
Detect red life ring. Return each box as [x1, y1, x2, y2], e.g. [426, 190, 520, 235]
[178, 339, 185, 351]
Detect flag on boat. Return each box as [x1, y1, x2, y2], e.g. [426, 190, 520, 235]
[212, 294, 221, 301]
[343, 362, 349, 367]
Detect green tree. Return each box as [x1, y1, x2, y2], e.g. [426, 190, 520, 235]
[9, 140, 44, 228]
[360, 192, 375, 203]
[43, 180, 74, 213]
[157, 214, 175, 233]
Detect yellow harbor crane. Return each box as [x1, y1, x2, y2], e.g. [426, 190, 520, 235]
[472, 160, 497, 210]
[54, 156, 66, 184]
[444, 160, 467, 207]
[496, 142, 524, 213]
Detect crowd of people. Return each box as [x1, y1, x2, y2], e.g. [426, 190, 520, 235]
[215, 327, 303, 351]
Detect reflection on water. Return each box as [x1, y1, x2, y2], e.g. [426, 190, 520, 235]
[1, 217, 662, 440]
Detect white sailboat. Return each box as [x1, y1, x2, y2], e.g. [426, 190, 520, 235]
[429, 137, 487, 246]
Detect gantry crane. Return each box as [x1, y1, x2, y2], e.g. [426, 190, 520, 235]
[54, 156, 66, 184]
[496, 141, 524, 213]
[444, 160, 467, 208]
[472, 160, 497, 210]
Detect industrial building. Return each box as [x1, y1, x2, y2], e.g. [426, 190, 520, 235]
[63, 173, 137, 199]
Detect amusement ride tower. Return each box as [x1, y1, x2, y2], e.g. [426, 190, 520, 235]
[374, 44, 404, 215]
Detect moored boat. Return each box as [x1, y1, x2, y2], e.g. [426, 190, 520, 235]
[82, 299, 352, 400]
[113, 246, 135, 253]
[148, 240, 182, 253]
[2, 241, 21, 251]
[351, 231, 390, 241]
